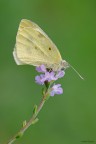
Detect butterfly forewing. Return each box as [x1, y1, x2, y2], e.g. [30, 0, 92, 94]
[14, 19, 62, 68]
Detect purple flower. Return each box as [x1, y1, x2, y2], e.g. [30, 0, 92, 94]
[55, 71, 65, 79]
[35, 74, 45, 85]
[35, 71, 56, 85]
[35, 65, 65, 96]
[50, 84, 63, 96]
[45, 71, 57, 81]
[36, 65, 47, 73]
[35, 65, 65, 84]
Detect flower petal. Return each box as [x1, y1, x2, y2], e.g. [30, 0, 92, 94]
[35, 75, 45, 85]
[50, 84, 63, 96]
[36, 65, 46, 73]
[50, 90, 55, 96]
[56, 71, 65, 79]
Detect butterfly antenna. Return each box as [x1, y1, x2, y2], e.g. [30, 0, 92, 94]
[68, 63, 84, 80]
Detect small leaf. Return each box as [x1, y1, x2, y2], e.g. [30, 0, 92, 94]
[45, 93, 50, 100]
[33, 105, 37, 114]
[23, 120, 27, 127]
[32, 118, 39, 125]
[42, 87, 46, 95]
[44, 81, 50, 89]
[16, 132, 23, 139]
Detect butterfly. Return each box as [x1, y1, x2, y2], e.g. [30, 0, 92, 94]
[13, 19, 83, 79]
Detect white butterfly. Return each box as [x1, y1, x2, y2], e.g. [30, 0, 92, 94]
[13, 19, 83, 79]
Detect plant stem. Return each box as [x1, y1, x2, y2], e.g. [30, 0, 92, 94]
[7, 91, 49, 144]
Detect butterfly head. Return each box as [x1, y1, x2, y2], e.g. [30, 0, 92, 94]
[60, 60, 70, 71]
[51, 60, 69, 71]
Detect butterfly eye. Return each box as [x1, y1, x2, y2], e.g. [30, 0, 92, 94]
[49, 47, 51, 50]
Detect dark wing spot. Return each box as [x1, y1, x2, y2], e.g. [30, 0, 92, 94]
[49, 47, 51, 50]
[35, 46, 38, 49]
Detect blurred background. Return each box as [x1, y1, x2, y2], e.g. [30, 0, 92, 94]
[0, 0, 96, 144]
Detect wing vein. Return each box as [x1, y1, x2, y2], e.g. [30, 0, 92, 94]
[17, 32, 49, 57]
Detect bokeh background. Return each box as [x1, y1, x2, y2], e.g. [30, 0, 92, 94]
[0, 0, 96, 144]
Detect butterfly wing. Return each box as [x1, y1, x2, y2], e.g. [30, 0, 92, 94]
[13, 19, 62, 68]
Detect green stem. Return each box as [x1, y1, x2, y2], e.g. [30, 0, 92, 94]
[7, 90, 49, 144]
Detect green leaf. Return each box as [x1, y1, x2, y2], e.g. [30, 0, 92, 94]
[33, 105, 37, 114]
[44, 81, 50, 89]
[45, 93, 50, 100]
[23, 120, 27, 127]
[42, 87, 46, 95]
[32, 118, 39, 125]
[16, 132, 23, 139]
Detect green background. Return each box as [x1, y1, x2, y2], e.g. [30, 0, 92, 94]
[0, 0, 96, 144]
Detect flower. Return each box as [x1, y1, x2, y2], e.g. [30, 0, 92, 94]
[35, 74, 45, 85]
[35, 65, 65, 84]
[35, 71, 56, 85]
[50, 84, 63, 96]
[35, 65, 65, 96]
[55, 71, 65, 79]
[36, 65, 47, 73]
